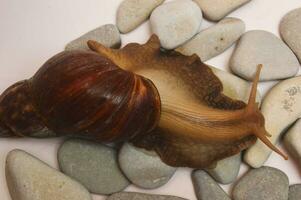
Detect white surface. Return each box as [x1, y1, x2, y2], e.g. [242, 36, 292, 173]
[0, 0, 300, 199]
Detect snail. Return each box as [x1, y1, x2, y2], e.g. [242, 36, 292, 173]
[0, 35, 287, 168]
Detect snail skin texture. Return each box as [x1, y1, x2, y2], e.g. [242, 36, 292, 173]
[0, 35, 287, 168]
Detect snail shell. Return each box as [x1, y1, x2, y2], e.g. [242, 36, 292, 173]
[0, 51, 160, 142]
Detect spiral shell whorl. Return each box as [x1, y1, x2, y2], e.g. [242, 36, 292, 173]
[0, 81, 48, 137]
[28, 51, 161, 142]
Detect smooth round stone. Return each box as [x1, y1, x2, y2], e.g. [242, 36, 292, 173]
[233, 166, 289, 200]
[244, 76, 301, 168]
[289, 184, 301, 200]
[205, 153, 241, 184]
[6, 149, 92, 200]
[284, 119, 301, 168]
[117, 0, 165, 33]
[230, 30, 299, 81]
[280, 7, 301, 63]
[65, 24, 121, 51]
[211, 67, 261, 103]
[118, 143, 176, 189]
[58, 139, 129, 195]
[193, 0, 251, 21]
[177, 17, 245, 61]
[150, 0, 202, 49]
[107, 192, 188, 200]
[192, 170, 231, 200]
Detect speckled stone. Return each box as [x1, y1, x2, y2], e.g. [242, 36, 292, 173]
[289, 184, 301, 200]
[233, 166, 289, 200]
[117, 0, 165, 33]
[118, 143, 176, 189]
[65, 24, 121, 51]
[192, 170, 231, 200]
[58, 139, 129, 195]
[177, 17, 245, 61]
[284, 119, 301, 168]
[6, 149, 92, 200]
[230, 30, 299, 81]
[244, 76, 301, 168]
[150, 0, 202, 49]
[206, 153, 241, 184]
[280, 7, 301, 63]
[107, 192, 188, 200]
[193, 0, 251, 21]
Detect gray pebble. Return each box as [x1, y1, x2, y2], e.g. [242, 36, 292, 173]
[289, 184, 301, 200]
[117, 0, 165, 33]
[233, 166, 289, 200]
[284, 119, 301, 168]
[177, 17, 245, 61]
[230, 30, 299, 81]
[58, 139, 129, 195]
[118, 143, 176, 189]
[6, 149, 92, 200]
[150, 0, 202, 49]
[205, 153, 241, 184]
[107, 192, 188, 200]
[280, 7, 301, 63]
[193, 0, 251, 21]
[65, 24, 121, 51]
[192, 170, 231, 200]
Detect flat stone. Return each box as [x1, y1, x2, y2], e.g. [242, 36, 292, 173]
[205, 153, 241, 184]
[280, 7, 301, 63]
[289, 184, 301, 200]
[230, 30, 299, 81]
[211, 67, 261, 103]
[58, 139, 129, 195]
[150, 0, 202, 49]
[192, 170, 231, 200]
[118, 143, 176, 189]
[244, 76, 301, 168]
[6, 149, 92, 200]
[284, 119, 301, 168]
[233, 166, 289, 200]
[177, 17, 245, 61]
[193, 0, 251, 21]
[107, 192, 188, 200]
[117, 0, 165, 33]
[65, 24, 121, 51]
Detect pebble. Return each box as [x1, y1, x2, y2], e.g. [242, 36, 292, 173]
[150, 0, 202, 49]
[107, 192, 188, 200]
[289, 184, 301, 200]
[284, 119, 301, 168]
[205, 153, 241, 184]
[118, 143, 176, 189]
[193, 0, 251, 21]
[5, 149, 92, 200]
[117, 0, 165, 33]
[230, 30, 299, 81]
[211, 67, 261, 103]
[58, 139, 129, 195]
[65, 24, 121, 51]
[244, 76, 301, 168]
[177, 18, 245, 61]
[192, 170, 231, 200]
[233, 166, 289, 200]
[280, 7, 301, 63]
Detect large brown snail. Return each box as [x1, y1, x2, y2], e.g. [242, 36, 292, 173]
[0, 35, 287, 168]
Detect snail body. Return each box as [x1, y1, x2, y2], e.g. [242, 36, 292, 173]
[0, 35, 287, 168]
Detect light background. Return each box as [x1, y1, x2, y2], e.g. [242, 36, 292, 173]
[0, 0, 300, 199]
